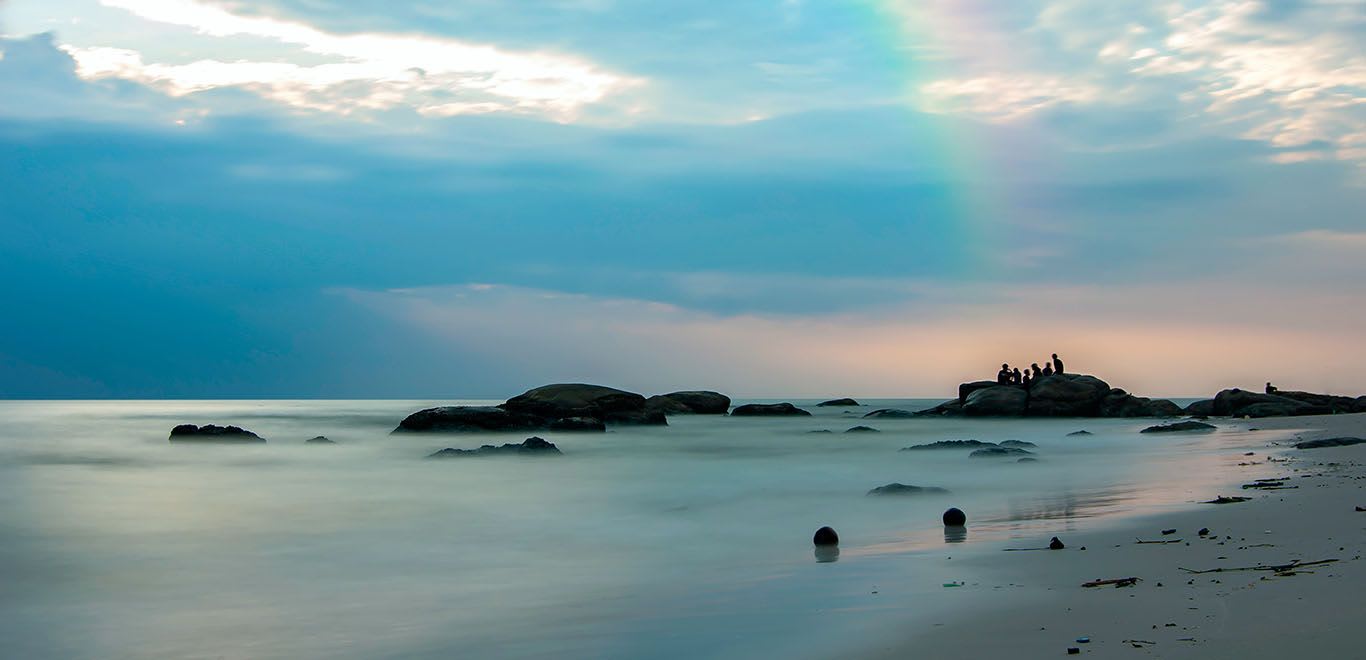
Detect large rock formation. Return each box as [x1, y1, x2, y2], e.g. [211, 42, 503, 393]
[1026, 374, 1111, 417]
[645, 391, 731, 415]
[731, 403, 812, 417]
[1184, 399, 1216, 417]
[962, 386, 1027, 416]
[1266, 390, 1357, 414]
[958, 380, 999, 404]
[169, 424, 265, 443]
[1099, 389, 1183, 418]
[817, 398, 861, 407]
[395, 383, 678, 433]
[1212, 388, 1327, 418]
[502, 383, 647, 419]
[393, 406, 550, 433]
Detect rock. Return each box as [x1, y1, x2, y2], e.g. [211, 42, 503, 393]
[901, 440, 997, 451]
[912, 400, 964, 417]
[866, 408, 919, 419]
[1212, 388, 1324, 418]
[168, 424, 265, 443]
[502, 383, 647, 419]
[817, 398, 861, 407]
[731, 403, 812, 417]
[1198, 528, 1210, 536]
[547, 417, 607, 432]
[867, 483, 949, 496]
[393, 406, 547, 433]
[845, 426, 880, 433]
[1049, 536, 1065, 550]
[1066, 430, 1092, 436]
[962, 386, 1028, 417]
[646, 390, 730, 415]
[1017, 457, 1039, 463]
[1273, 390, 1358, 414]
[1027, 374, 1110, 417]
[999, 440, 1037, 448]
[813, 526, 839, 546]
[970, 446, 1033, 458]
[943, 507, 967, 526]
[600, 410, 668, 426]
[958, 380, 999, 404]
[1100, 389, 1183, 417]
[305, 436, 335, 444]
[1294, 437, 1366, 449]
[1140, 420, 1216, 433]
[1356, 396, 1366, 413]
[807, 430, 834, 434]
[427, 436, 561, 458]
[1185, 399, 1216, 417]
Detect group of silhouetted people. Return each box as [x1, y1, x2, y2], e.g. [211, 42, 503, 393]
[996, 354, 1065, 388]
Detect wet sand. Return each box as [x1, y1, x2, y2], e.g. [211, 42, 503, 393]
[859, 413, 1366, 659]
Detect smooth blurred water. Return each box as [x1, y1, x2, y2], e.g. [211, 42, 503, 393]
[0, 399, 1280, 659]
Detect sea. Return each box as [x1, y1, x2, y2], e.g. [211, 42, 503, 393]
[0, 398, 1279, 659]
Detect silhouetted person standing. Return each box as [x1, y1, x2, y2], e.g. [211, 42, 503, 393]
[997, 364, 1011, 385]
[1042, 363, 1054, 377]
[1052, 353, 1064, 375]
[1012, 367, 1022, 385]
[1031, 363, 1042, 379]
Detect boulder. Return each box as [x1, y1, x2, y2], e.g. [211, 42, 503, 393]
[1017, 457, 1039, 463]
[1273, 390, 1358, 414]
[865, 408, 918, 419]
[547, 417, 607, 432]
[913, 401, 964, 416]
[1237, 401, 1324, 418]
[959, 380, 999, 404]
[169, 424, 265, 443]
[393, 406, 547, 433]
[647, 390, 730, 415]
[305, 436, 336, 444]
[1066, 430, 1092, 436]
[427, 436, 562, 458]
[1212, 388, 1324, 418]
[1294, 437, 1366, 450]
[943, 507, 967, 526]
[1140, 420, 1216, 433]
[999, 440, 1037, 448]
[901, 440, 997, 451]
[1355, 396, 1366, 413]
[502, 383, 647, 419]
[817, 398, 861, 407]
[600, 410, 668, 426]
[1026, 374, 1110, 417]
[813, 526, 839, 546]
[962, 386, 1028, 417]
[731, 403, 812, 417]
[1099, 389, 1183, 417]
[970, 446, 1033, 458]
[1184, 399, 1216, 417]
[867, 483, 949, 496]
[845, 426, 880, 433]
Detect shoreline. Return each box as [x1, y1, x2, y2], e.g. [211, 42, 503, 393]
[855, 412, 1366, 659]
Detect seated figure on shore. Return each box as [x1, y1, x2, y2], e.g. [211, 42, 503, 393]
[1031, 363, 1042, 379]
[1012, 368, 1022, 385]
[997, 364, 1012, 385]
[1266, 382, 1278, 394]
[1022, 371, 1032, 388]
[1042, 363, 1054, 377]
[1052, 353, 1064, 375]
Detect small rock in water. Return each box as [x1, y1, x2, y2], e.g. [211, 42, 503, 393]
[1141, 421, 1216, 434]
[1017, 457, 1039, 463]
[1356, 506, 1366, 512]
[306, 436, 336, 444]
[999, 440, 1037, 448]
[845, 426, 880, 433]
[969, 446, 1033, 458]
[1049, 537, 1065, 550]
[867, 483, 949, 496]
[943, 507, 967, 527]
[1198, 527, 1211, 536]
[813, 526, 839, 546]
[1067, 430, 1092, 436]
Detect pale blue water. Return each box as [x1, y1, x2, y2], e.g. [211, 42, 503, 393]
[0, 399, 1274, 659]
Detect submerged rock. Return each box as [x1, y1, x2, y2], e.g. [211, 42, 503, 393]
[969, 446, 1033, 458]
[1017, 457, 1039, 463]
[305, 436, 336, 444]
[1140, 420, 1216, 433]
[646, 391, 730, 415]
[865, 408, 918, 419]
[845, 426, 880, 433]
[867, 483, 949, 496]
[731, 403, 812, 417]
[901, 439, 996, 451]
[427, 436, 562, 458]
[1066, 430, 1093, 436]
[1294, 437, 1366, 450]
[393, 406, 547, 433]
[817, 398, 861, 407]
[999, 440, 1037, 448]
[169, 424, 265, 443]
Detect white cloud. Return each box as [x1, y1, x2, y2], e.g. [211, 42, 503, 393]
[59, 0, 641, 121]
[919, 73, 1105, 121]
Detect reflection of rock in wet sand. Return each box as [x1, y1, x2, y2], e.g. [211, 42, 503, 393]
[943, 526, 967, 544]
[814, 546, 840, 563]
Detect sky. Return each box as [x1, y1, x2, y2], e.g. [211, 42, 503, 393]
[0, 0, 1364, 399]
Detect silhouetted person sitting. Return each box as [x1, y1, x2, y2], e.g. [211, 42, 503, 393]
[1052, 353, 1064, 375]
[1012, 368, 1022, 385]
[1266, 382, 1277, 394]
[997, 364, 1011, 385]
[1022, 371, 1032, 388]
[1042, 363, 1054, 377]
[1031, 363, 1042, 379]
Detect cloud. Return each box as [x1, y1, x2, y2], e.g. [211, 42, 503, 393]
[58, 0, 641, 121]
[919, 73, 1106, 121]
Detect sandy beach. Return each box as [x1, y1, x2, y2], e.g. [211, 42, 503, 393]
[861, 413, 1366, 659]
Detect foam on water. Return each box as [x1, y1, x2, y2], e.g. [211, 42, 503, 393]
[0, 399, 1276, 659]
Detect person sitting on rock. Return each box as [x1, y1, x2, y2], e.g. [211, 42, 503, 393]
[1012, 367, 1023, 385]
[1031, 363, 1042, 379]
[997, 364, 1012, 385]
[1022, 371, 1032, 388]
[1265, 381, 1278, 394]
[1041, 363, 1054, 377]
[1052, 353, 1064, 375]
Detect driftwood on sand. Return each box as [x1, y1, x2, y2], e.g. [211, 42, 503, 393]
[1177, 558, 1338, 575]
[1082, 577, 1141, 588]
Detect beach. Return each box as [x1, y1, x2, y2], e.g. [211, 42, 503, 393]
[864, 412, 1366, 659]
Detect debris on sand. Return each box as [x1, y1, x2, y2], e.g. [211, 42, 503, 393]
[1204, 496, 1252, 504]
[1082, 577, 1140, 588]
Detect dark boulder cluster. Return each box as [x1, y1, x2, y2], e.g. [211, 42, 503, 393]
[168, 424, 265, 443]
[1140, 420, 1216, 434]
[1184, 388, 1366, 419]
[731, 403, 812, 417]
[917, 374, 1186, 419]
[426, 436, 562, 458]
[394, 384, 731, 434]
[1294, 437, 1366, 450]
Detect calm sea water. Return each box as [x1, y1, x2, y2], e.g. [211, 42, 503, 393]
[0, 398, 1276, 659]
